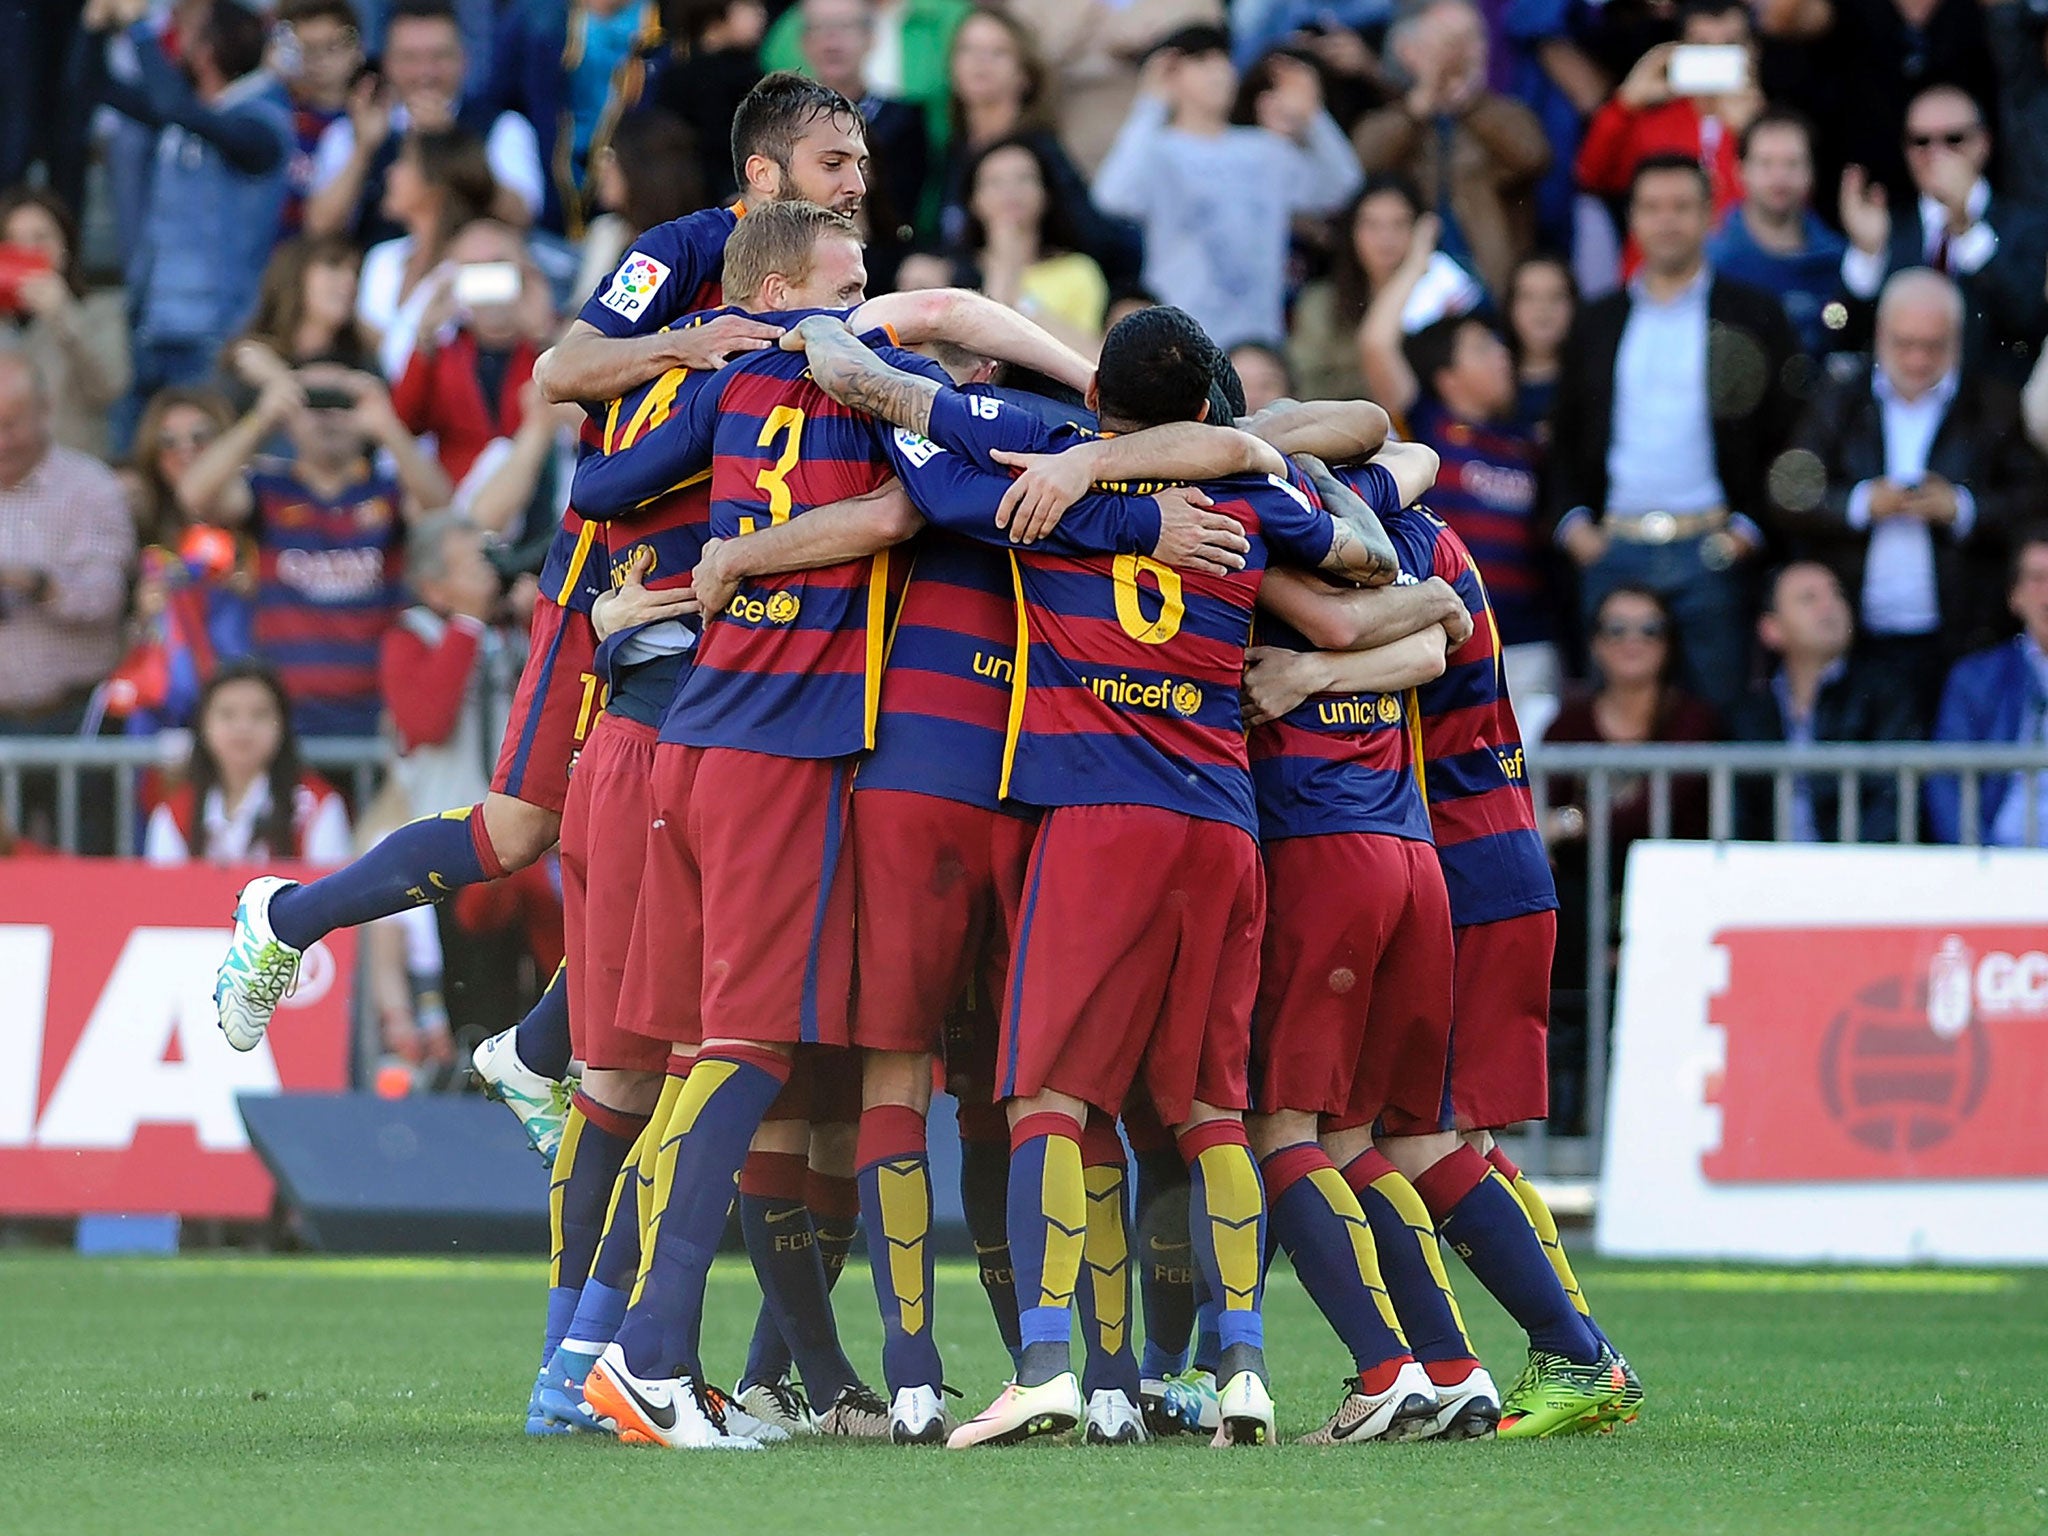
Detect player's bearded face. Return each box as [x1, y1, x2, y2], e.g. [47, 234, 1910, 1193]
[780, 124, 870, 216]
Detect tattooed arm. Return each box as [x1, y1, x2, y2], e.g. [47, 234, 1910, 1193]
[1295, 453, 1401, 586]
[783, 316, 944, 436]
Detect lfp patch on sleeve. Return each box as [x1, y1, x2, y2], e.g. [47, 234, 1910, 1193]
[599, 252, 672, 321]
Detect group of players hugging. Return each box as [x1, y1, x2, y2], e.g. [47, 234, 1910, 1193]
[213, 72, 1642, 1452]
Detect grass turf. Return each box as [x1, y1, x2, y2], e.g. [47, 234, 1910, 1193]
[2, 1254, 2043, 1535]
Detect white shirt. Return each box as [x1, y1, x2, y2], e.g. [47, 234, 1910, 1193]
[1605, 266, 1727, 516]
[1841, 178, 1997, 298]
[310, 104, 545, 222]
[144, 779, 352, 866]
[1845, 367, 1976, 635]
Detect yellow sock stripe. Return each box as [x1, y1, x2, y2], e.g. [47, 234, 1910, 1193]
[1195, 1144, 1265, 1312]
[1371, 1171, 1473, 1346]
[1509, 1169, 1593, 1318]
[637, 1077, 684, 1245]
[627, 1065, 736, 1307]
[875, 1158, 932, 1336]
[547, 1106, 589, 1288]
[1083, 1166, 1131, 1356]
[598, 1114, 657, 1252]
[1308, 1166, 1406, 1345]
[1036, 1134, 1087, 1311]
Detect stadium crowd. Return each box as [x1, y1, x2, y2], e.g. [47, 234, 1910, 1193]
[5, 0, 2048, 1094]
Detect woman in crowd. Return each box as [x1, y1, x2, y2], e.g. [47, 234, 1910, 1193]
[0, 186, 132, 460]
[143, 660, 352, 864]
[123, 386, 236, 545]
[956, 133, 1107, 352]
[1286, 174, 1422, 403]
[225, 235, 374, 404]
[1504, 252, 1575, 438]
[570, 108, 706, 310]
[355, 127, 496, 350]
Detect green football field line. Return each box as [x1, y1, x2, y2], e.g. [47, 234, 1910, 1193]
[2, 1255, 2042, 1536]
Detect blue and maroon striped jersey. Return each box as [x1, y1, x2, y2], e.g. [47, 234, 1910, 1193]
[575, 204, 738, 338]
[248, 462, 405, 737]
[1406, 401, 1546, 648]
[1354, 463, 1558, 926]
[1247, 606, 1433, 845]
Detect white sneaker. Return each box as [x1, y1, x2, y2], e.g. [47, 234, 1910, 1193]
[816, 1382, 892, 1439]
[214, 876, 302, 1052]
[1297, 1362, 1439, 1445]
[720, 1394, 792, 1444]
[734, 1379, 819, 1437]
[1084, 1388, 1150, 1445]
[580, 1344, 762, 1450]
[1153, 1368, 1221, 1434]
[471, 1027, 573, 1163]
[889, 1384, 952, 1445]
[946, 1374, 1084, 1449]
[1421, 1361, 1501, 1440]
[1210, 1370, 1277, 1448]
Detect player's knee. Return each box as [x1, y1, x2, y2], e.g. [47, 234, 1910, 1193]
[750, 1118, 809, 1156]
[807, 1119, 857, 1176]
[1245, 1109, 1315, 1159]
[481, 793, 561, 872]
[582, 1067, 664, 1118]
[1319, 1123, 1375, 1170]
[861, 1050, 933, 1114]
[1376, 1129, 1460, 1181]
[1459, 1128, 1494, 1157]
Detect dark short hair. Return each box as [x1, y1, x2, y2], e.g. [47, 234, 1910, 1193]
[385, 0, 460, 34]
[278, 0, 360, 31]
[2011, 524, 2048, 590]
[1739, 105, 1816, 164]
[1097, 305, 1220, 429]
[1403, 314, 1492, 396]
[608, 108, 705, 232]
[1629, 152, 1713, 206]
[1149, 23, 1231, 61]
[202, 0, 271, 82]
[1762, 558, 1840, 613]
[1679, 0, 1749, 25]
[731, 71, 866, 188]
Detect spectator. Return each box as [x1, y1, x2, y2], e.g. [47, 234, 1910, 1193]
[1987, 0, 2048, 205]
[1096, 27, 1359, 352]
[0, 353, 136, 737]
[90, 0, 294, 435]
[1729, 561, 1920, 843]
[570, 108, 708, 319]
[957, 135, 1109, 352]
[0, 187, 132, 462]
[1838, 84, 2048, 386]
[646, 0, 767, 209]
[1549, 155, 1800, 712]
[1929, 528, 2048, 847]
[760, 0, 969, 158]
[799, 0, 931, 253]
[488, 0, 665, 238]
[1228, 341, 1293, 414]
[463, 377, 585, 563]
[1504, 251, 1575, 435]
[225, 235, 376, 407]
[124, 385, 235, 545]
[355, 126, 498, 355]
[1010, 0, 1225, 174]
[1104, 283, 1161, 332]
[1705, 108, 1848, 360]
[1578, 2, 1765, 227]
[392, 220, 557, 492]
[143, 659, 352, 863]
[1350, 0, 1551, 300]
[1769, 268, 2042, 726]
[941, 7, 1135, 281]
[275, 0, 366, 236]
[1286, 176, 1423, 403]
[304, 0, 542, 244]
[175, 364, 451, 736]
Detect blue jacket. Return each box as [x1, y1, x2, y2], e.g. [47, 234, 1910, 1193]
[1705, 208, 1849, 359]
[1929, 635, 2044, 843]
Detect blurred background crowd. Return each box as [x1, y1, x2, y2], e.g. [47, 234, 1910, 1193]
[5, 0, 2048, 1114]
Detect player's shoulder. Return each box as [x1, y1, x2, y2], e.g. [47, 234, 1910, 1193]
[637, 204, 741, 263]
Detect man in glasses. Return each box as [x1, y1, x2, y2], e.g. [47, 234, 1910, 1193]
[1839, 83, 2048, 384]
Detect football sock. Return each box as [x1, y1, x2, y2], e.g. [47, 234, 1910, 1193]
[1179, 1120, 1266, 1373]
[1342, 1148, 1479, 1379]
[552, 1125, 655, 1380]
[739, 1148, 860, 1408]
[1415, 1145, 1603, 1365]
[1262, 1143, 1411, 1386]
[1007, 1111, 1086, 1387]
[1076, 1116, 1141, 1400]
[736, 1149, 809, 1390]
[1192, 1292, 1222, 1376]
[544, 1094, 648, 1363]
[1488, 1145, 1608, 1343]
[957, 1108, 1020, 1367]
[1132, 1146, 1193, 1379]
[616, 1049, 789, 1382]
[807, 1167, 861, 1291]
[268, 805, 501, 950]
[857, 1103, 943, 1393]
[513, 964, 573, 1081]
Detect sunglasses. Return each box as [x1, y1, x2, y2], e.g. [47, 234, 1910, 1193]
[1596, 619, 1668, 641]
[157, 429, 216, 451]
[1907, 128, 1979, 150]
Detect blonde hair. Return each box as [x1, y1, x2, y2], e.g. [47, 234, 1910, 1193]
[721, 199, 860, 307]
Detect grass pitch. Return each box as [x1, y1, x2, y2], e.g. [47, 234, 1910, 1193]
[3, 1253, 2043, 1536]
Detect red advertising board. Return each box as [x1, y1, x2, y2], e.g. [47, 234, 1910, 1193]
[0, 860, 353, 1219]
[1704, 924, 2048, 1184]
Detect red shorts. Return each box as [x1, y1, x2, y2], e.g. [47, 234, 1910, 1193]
[1447, 910, 1556, 1130]
[999, 804, 1263, 1128]
[560, 712, 667, 1073]
[852, 788, 1037, 1057]
[620, 743, 856, 1048]
[1254, 833, 1454, 1135]
[491, 597, 600, 816]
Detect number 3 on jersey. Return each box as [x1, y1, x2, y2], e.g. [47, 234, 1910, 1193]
[741, 405, 805, 535]
[1112, 553, 1184, 645]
